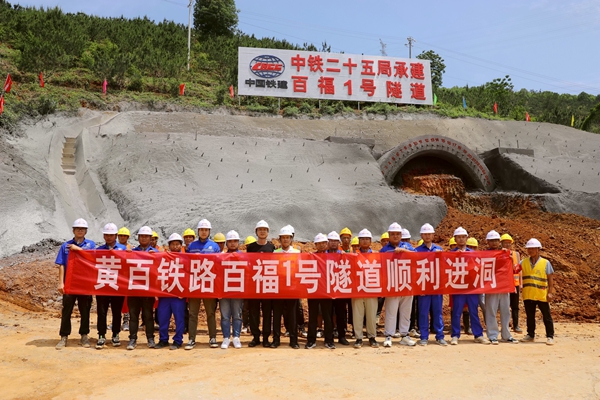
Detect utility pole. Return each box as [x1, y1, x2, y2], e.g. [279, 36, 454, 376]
[405, 36, 415, 58]
[187, 0, 193, 71]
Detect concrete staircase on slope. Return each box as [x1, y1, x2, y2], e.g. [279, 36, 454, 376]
[61, 137, 77, 175]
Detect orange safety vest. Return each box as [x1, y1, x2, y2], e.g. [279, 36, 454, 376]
[510, 250, 521, 287]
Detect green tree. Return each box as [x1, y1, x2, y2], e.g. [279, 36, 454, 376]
[194, 0, 239, 37]
[416, 50, 445, 90]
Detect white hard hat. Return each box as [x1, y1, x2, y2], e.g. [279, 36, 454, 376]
[314, 233, 328, 243]
[138, 226, 153, 236]
[72, 218, 89, 228]
[102, 223, 118, 234]
[279, 226, 294, 237]
[168, 233, 183, 243]
[453, 227, 468, 237]
[327, 231, 341, 241]
[525, 238, 542, 248]
[255, 220, 269, 230]
[197, 219, 212, 229]
[226, 230, 240, 241]
[420, 223, 435, 234]
[401, 229, 411, 239]
[486, 230, 501, 240]
[388, 222, 402, 232]
[286, 224, 295, 234]
[358, 229, 372, 239]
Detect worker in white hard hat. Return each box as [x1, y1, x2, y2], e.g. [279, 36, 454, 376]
[351, 229, 379, 349]
[449, 227, 490, 346]
[246, 220, 276, 348]
[305, 233, 335, 350]
[272, 226, 300, 349]
[219, 230, 244, 349]
[281, 225, 308, 340]
[520, 238, 555, 345]
[414, 223, 447, 346]
[326, 231, 351, 347]
[54, 218, 96, 350]
[94, 223, 127, 350]
[401, 227, 420, 339]
[380, 222, 415, 349]
[501, 233, 523, 333]
[125, 226, 158, 351]
[484, 230, 519, 345]
[185, 219, 220, 350]
[155, 233, 187, 350]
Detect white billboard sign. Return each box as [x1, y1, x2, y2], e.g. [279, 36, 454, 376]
[237, 47, 432, 105]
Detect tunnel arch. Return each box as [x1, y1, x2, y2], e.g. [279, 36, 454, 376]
[378, 134, 495, 192]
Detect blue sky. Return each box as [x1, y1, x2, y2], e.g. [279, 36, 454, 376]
[16, 0, 600, 95]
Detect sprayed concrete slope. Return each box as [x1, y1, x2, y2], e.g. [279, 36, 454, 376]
[0, 108, 598, 257]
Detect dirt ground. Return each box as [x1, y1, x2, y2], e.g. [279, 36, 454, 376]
[0, 298, 598, 400]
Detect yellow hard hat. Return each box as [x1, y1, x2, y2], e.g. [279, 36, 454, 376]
[183, 228, 196, 238]
[340, 227, 352, 237]
[213, 232, 226, 243]
[381, 232, 389, 240]
[466, 237, 478, 247]
[417, 239, 423, 246]
[500, 233, 513, 243]
[117, 227, 130, 236]
[152, 231, 159, 238]
[351, 236, 359, 245]
[449, 237, 456, 246]
[245, 235, 257, 245]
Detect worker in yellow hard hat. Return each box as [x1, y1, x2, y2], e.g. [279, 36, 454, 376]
[380, 232, 389, 248]
[213, 232, 226, 252]
[340, 227, 352, 253]
[448, 237, 457, 250]
[350, 236, 359, 253]
[151, 231, 163, 251]
[244, 236, 257, 247]
[466, 237, 478, 250]
[117, 227, 132, 250]
[182, 228, 196, 252]
[501, 233, 523, 333]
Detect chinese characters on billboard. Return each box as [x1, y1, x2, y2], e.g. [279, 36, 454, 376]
[237, 47, 433, 105]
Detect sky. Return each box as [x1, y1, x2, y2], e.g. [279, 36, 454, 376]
[15, 0, 600, 95]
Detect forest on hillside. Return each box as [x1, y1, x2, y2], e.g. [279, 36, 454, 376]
[0, 0, 598, 132]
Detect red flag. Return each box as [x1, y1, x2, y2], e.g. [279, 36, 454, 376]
[229, 85, 234, 98]
[39, 72, 45, 88]
[179, 83, 185, 96]
[3, 74, 12, 93]
[525, 112, 530, 122]
[493, 102, 498, 114]
[0, 95, 4, 116]
[102, 79, 107, 95]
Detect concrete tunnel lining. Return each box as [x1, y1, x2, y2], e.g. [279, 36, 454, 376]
[379, 134, 496, 192]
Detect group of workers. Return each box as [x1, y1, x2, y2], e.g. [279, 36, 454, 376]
[54, 218, 556, 351]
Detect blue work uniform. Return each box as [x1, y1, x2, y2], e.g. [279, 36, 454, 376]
[379, 241, 413, 253]
[55, 237, 95, 337]
[449, 247, 484, 338]
[186, 238, 220, 254]
[415, 243, 444, 341]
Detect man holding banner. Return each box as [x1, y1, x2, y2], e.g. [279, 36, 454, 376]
[55, 218, 96, 350]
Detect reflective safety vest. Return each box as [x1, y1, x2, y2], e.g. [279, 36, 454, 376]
[522, 257, 549, 302]
[510, 250, 521, 287]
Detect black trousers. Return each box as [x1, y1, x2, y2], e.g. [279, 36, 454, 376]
[273, 299, 298, 345]
[128, 297, 155, 340]
[510, 286, 520, 327]
[409, 296, 419, 331]
[332, 298, 348, 339]
[96, 295, 125, 336]
[307, 299, 333, 343]
[59, 294, 91, 337]
[248, 299, 272, 343]
[524, 299, 554, 338]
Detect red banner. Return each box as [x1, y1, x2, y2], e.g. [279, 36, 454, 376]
[65, 250, 514, 299]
